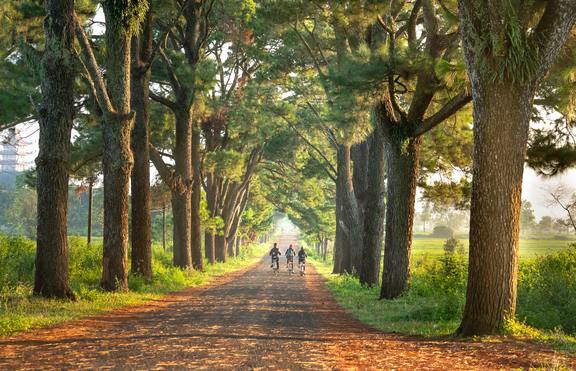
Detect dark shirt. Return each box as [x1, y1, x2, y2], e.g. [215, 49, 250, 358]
[269, 247, 281, 259]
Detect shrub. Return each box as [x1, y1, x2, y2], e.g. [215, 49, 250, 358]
[553, 235, 571, 241]
[517, 245, 576, 334]
[0, 236, 35, 291]
[443, 237, 465, 255]
[431, 225, 454, 238]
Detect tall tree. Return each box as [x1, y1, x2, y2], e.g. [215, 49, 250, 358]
[130, 8, 153, 280]
[457, 0, 576, 335]
[75, 0, 148, 291]
[148, 0, 215, 270]
[34, 0, 76, 299]
[371, 1, 471, 299]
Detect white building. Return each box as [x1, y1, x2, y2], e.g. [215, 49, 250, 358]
[0, 127, 32, 172]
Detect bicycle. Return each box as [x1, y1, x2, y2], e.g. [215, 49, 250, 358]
[299, 260, 306, 276]
[287, 257, 294, 275]
[272, 258, 280, 275]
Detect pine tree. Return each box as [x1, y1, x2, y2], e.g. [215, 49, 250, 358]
[457, 0, 576, 336]
[34, 0, 76, 299]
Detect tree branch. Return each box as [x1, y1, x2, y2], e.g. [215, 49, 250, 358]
[275, 111, 337, 177]
[414, 91, 471, 137]
[149, 90, 178, 111]
[532, 0, 576, 83]
[149, 144, 192, 194]
[73, 13, 114, 114]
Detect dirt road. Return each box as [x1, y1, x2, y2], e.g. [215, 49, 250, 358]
[0, 233, 573, 369]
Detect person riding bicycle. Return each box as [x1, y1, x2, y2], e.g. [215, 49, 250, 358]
[269, 243, 281, 268]
[285, 244, 296, 267]
[298, 246, 307, 264]
[298, 247, 307, 275]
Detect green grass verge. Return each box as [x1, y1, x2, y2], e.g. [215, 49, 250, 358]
[309, 254, 576, 354]
[310, 256, 461, 336]
[0, 241, 266, 337]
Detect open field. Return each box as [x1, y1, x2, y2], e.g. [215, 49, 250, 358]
[412, 237, 574, 259]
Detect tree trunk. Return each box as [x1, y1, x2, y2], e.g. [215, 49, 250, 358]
[87, 181, 93, 245]
[235, 235, 241, 256]
[457, 83, 532, 336]
[204, 173, 217, 263]
[172, 190, 192, 268]
[171, 110, 193, 268]
[360, 127, 386, 286]
[226, 186, 249, 258]
[338, 144, 363, 275]
[100, 5, 134, 291]
[205, 231, 215, 264]
[380, 130, 421, 299]
[190, 126, 203, 270]
[162, 202, 167, 252]
[34, 0, 75, 299]
[333, 178, 345, 274]
[352, 138, 369, 229]
[130, 14, 152, 280]
[227, 235, 235, 257]
[215, 234, 227, 262]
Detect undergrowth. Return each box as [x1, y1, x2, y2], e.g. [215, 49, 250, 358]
[309, 242, 576, 353]
[0, 235, 265, 336]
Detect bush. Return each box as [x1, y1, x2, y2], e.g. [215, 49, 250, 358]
[411, 241, 467, 319]
[431, 225, 454, 238]
[0, 236, 35, 291]
[517, 245, 576, 334]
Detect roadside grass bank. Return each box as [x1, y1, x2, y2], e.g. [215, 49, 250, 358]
[0, 235, 266, 337]
[309, 244, 576, 354]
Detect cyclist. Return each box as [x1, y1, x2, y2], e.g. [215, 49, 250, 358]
[298, 246, 307, 275]
[285, 244, 296, 268]
[269, 243, 281, 270]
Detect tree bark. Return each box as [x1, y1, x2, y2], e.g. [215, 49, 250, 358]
[205, 231, 215, 263]
[457, 83, 532, 335]
[456, 0, 576, 336]
[171, 110, 193, 268]
[87, 180, 93, 245]
[380, 129, 421, 299]
[215, 234, 227, 262]
[191, 125, 203, 269]
[337, 144, 363, 275]
[360, 126, 386, 286]
[100, 4, 135, 291]
[235, 235, 241, 257]
[130, 12, 152, 280]
[34, 0, 75, 299]
[332, 179, 345, 274]
[204, 173, 217, 263]
[162, 202, 167, 252]
[352, 138, 369, 225]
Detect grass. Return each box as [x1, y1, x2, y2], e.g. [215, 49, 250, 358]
[309, 245, 576, 354]
[310, 255, 463, 337]
[0, 238, 267, 337]
[413, 238, 574, 259]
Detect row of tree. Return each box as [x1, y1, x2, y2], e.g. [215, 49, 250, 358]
[2, 0, 576, 337]
[2, 0, 283, 297]
[253, 0, 576, 337]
